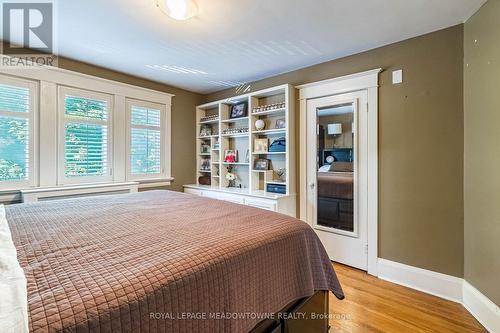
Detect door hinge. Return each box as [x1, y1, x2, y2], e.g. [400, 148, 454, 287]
[365, 244, 368, 254]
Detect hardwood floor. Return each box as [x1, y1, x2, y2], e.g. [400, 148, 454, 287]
[329, 263, 487, 333]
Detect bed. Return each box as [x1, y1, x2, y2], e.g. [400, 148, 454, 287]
[0, 190, 343, 333]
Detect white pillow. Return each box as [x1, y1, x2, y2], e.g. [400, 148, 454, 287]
[318, 165, 331, 173]
[0, 205, 28, 333]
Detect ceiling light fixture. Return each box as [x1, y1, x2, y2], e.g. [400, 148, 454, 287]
[156, 0, 198, 21]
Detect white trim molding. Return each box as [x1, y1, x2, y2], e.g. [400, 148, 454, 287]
[21, 182, 139, 203]
[297, 68, 381, 100]
[298, 68, 381, 276]
[378, 258, 500, 332]
[378, 258, 463, 303]
[463, 281, 500, 333]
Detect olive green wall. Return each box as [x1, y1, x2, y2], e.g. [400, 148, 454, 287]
[464, 0, 500, 305]
[57, 58, 202, 192]
[204, 26, 465, 277]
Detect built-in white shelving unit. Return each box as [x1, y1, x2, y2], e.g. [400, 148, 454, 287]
[184, 84, 296, 217]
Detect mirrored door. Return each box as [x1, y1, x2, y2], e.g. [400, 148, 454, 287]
[306, 91, 368, 270]
[316, 103, 356, 236]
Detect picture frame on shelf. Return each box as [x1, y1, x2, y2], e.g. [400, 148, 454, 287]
[253, 158, 270, 171]
[275, 119, 286, 129]
[200, 143, 210, 154]
[229, 102, 248, 119]
[200, 158, 211, 171]
[200, 125, 212, 137]
[224, 150, 238, 163]
[254, 138, 268, 153]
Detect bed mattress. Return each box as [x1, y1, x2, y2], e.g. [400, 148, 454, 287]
[317, 172, 354, 200]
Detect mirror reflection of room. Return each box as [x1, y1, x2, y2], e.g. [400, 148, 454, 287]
[317, 104, 355, 232]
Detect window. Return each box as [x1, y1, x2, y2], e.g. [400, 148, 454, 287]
[126, 99, 166, 180]
[0, 76, 37, 189]
[58, 87, 113, 184]
[0, 69, 171, 194]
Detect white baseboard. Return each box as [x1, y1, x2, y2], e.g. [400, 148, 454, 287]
[463, 281, 500, 333]
[377, 258, 500, 332]
[377, 258, 463, 303]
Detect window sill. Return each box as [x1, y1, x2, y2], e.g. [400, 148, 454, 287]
[136, 178, 175, 189]
[0, 178, 175, 203]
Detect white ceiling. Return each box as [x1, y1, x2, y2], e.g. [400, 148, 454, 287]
[52, 0, 485, 93]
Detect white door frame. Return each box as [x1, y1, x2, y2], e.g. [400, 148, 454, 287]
[297, 68, 381, 276]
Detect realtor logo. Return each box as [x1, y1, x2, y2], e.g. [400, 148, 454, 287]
[1, 2, 57, 67]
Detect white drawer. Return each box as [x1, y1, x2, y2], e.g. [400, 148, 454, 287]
[216, 192, 245, 204]
[200, 190, 220, 199]
[245, 198, 277, 212]
[184, 188, 202, 196]
[202, 190, 245, 204]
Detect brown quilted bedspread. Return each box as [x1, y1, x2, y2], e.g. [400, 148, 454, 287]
[318, 172, 354, 200]
[6, 190, 343, 333]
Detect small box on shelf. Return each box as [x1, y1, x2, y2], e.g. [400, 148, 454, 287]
[266, 183, 287, 194]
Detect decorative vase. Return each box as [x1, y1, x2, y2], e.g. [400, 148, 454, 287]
[276, 168, 286, 181]
[226, 166, 236, 187]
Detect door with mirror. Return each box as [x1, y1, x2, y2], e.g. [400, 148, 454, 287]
[306, 91, 368, 270]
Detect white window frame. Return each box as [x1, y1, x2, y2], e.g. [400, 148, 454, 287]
[0, 61, 173, 200]
[126, 98, 167, 182]
[0, 75, 38, 190]
[57, 86, 114, 185]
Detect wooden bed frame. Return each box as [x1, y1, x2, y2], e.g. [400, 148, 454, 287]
[250, 291, 329, 333]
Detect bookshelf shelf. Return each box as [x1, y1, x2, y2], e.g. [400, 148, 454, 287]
[197, 135, 219, 139]
[221, 117, 248, 123]
[221, 133, 249, 138]
[252, 129, 286, 135]
[250, 108, 286, 116]
[198, 119, 219, 124]
[222, 162, 249, 166]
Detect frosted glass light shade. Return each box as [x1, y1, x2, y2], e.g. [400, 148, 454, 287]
[157, 0, 198, 20]
[327, 123, 342, 135]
